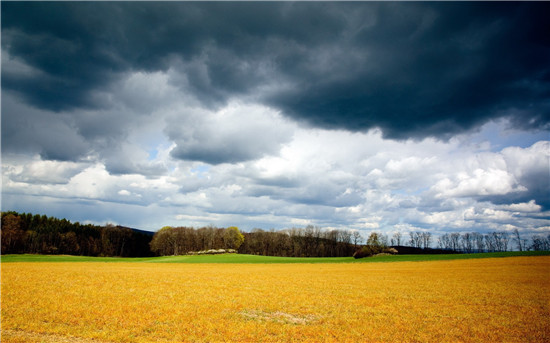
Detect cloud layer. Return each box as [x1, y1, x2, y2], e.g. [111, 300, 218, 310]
[3, 2, 549, 140]
[2, 2, 549, 238]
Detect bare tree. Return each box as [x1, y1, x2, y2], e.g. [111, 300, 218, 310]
[338, 230, 352, 245]
[513, 228, 523, 252]
[409, 231, 422, 248]
[352, 231, 362, 248]
[531, 235, 550, 251]
[379, 233, 389, 247]
[473, 232, 485, 252]
[438, 233, 451, 250]
[461, 233, 474, 253]
[499, 231, 510, 252]
[484, 234, 495, 252]
[489, 231, 510, 252]
[450, 233, 461, 252]
[391, 231, 402, 246]
[421, 232, 432, 249]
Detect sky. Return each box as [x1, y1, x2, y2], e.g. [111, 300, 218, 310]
[2, 2, 549, 239]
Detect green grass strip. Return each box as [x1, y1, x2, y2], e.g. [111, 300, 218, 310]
[1, 251, 548, 263]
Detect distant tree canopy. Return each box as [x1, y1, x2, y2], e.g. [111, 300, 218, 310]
[224, 226, 244, 250]
[149, 226, 246, 255]
[238, 226, 356, 258]
[148, 225, 357, 257]
[366, 232, 384, 247]
[1, 211, 153, 257]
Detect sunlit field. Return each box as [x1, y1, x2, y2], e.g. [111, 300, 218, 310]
[2, 256, 549, 342]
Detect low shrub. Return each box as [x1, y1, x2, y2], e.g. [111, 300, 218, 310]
[187, 249, 237, 255]
[353, 246, 398, 259]
[373, 253, 392, 257]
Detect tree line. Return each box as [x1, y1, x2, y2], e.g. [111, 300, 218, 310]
[1, 211, 153, 257]
[391, 230, 550, 253]
[149, 225, 359, 257]
[149, 225, 244, 255]
[435, 230, 550, 253]
[2, 211, 549, 257]
[237, 228, 548, 257]
[238, 226, 360, 257]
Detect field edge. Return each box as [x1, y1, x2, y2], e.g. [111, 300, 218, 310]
[1, 251, 549, 263]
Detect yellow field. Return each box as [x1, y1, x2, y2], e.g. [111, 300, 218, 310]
[2, 257, 549, 342]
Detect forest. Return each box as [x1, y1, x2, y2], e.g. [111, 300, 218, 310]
[2, 211, 549, 257]
[1, 211, 153, 257]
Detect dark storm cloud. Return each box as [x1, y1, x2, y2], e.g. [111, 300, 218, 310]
[1, 95, 91, 160]
[269, 2, 550, 139]
[2, 2, 549, 141]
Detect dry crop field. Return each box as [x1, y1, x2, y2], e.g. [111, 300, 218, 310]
[2, 256, 549, 342]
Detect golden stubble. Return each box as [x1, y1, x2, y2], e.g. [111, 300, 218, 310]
[2, 257, 549, 342]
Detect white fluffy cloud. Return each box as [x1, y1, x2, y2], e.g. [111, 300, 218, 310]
[433, 168, 526, 199]
[167, 101, 295, 164]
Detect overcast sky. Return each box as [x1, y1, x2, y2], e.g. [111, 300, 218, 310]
[2, 2, 549, 238]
